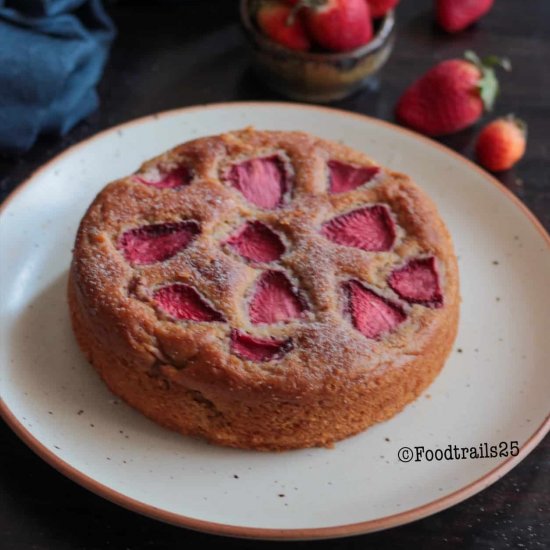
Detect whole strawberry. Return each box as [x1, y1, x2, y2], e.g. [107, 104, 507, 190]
[257, 1, 311, 51]
[395, 51, 511, 136]
[298, 0, 373, 52]
[476, 115, 527, 172]
[436, 0, 494, 33]
[367, 0, 400, 19]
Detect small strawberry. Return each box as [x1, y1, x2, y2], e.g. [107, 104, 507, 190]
[395, 51, 511, 136]
[297, 0, 373, 52]
[256, 1, 311, 51]
[475, 115, 527, 172]
[366, 0, 400, 19]
[436, 0, 494, 33]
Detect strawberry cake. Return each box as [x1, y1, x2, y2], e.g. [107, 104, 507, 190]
[69, 128, 459, 450]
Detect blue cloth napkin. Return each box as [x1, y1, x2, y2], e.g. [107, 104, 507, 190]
[0, 0, 115, 153]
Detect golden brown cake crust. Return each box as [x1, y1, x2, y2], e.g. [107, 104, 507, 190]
[68, 128, 460, 450]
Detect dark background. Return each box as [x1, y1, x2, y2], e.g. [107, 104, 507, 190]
[1, 0, 549, 548]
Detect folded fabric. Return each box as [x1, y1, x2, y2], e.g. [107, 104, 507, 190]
[0, 0, 115, 153]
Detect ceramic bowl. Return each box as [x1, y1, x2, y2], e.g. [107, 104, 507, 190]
[240, 0, 396, 103]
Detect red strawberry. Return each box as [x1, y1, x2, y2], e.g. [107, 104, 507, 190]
[231, 330, 292, 361]
[299, 0, 373, 52]
[135, 165, 191, 189]
[225, 221, 285, 264]
[118, 221, 199, 265]
[256, 1, 311, 51]
[436, 0, 494, 33]
[344, 280, 406, 339]
[367, 0, 400, 18]
[328, 160, 380, 194]
[154, 284, 224, 322]
[475, 115, 527, 172]
[249, 271, 306, 324]
[226, 156, 288, 209]
[322, 205, 396, 252]
[395, 51, 511, 136]
[389, 257, 443, 307]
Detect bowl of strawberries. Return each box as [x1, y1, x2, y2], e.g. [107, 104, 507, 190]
[241, 0, 397, 103]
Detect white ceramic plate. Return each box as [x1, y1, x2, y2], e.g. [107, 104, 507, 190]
[1, 103, 549, 540]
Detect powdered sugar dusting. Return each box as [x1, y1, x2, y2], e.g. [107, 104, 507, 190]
[75, 129, 453, 384]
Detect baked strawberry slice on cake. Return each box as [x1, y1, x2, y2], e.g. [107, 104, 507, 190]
[69, 128, 459, 451]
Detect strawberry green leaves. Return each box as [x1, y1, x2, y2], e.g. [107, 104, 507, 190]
[464, 50, 511, 112]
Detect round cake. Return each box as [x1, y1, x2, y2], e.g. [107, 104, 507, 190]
[69, 128, 459, 451]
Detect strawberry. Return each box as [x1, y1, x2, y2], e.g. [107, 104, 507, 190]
[322, 205, 396, 251]
[256, 1, 311, 51]
[389, 257, 443, 308]
[226, 156, 288, 209]
[154, 284, 224, 322]
[118, 221, 199, 265]
[231, 330, 292, 361]
[225, 221, 285, 264]
[367, 0, 400, 19]
[436, 0, 494, 33]
[395, 51, 511, 136]
[249, 271, 307, 324]
[135, 165, 191, 189]
[475, 115, 527, 172]
[328, 160, 380, 194]
[344, 280, 406, 339]
[298, 0, 373, 52]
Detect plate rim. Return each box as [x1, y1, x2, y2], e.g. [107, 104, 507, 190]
[1, 101, 549, 540]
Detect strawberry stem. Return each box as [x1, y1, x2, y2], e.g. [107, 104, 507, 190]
[464, 51, 512, 112]
[477, 68, 499, 111]
[481, 55, 512, 71]
[287, 0, 327, 26]
[504, 114, 528, 136]
[293, 0, 328, 9]
[464, 50, 482, 67]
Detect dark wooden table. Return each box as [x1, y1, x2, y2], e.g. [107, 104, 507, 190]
[1, 1, 548, 548]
